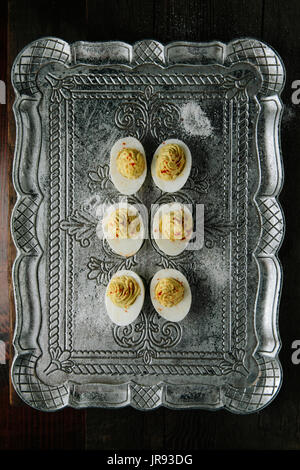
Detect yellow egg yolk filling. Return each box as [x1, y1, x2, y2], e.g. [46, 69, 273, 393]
[117, 148, 145, 179]
[159, 209, 193, 241]
[156, 144, 186, 180]
[106, 208, 141, 239]
[155, 278, 184, 307]
[107, 275, 141, 308]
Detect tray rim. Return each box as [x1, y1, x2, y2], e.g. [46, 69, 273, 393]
[10, 37, 285, 413]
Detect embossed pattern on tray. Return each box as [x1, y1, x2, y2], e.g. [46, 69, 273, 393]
[11, 38, 285, 412]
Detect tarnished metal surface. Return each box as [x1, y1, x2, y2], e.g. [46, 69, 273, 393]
[11, 38, 285, 412]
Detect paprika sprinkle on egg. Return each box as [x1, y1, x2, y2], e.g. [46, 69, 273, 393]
[107, 275, 141, 308]
[155, 277, 184, 307]
[117, 147, 145, 179]
[156, 143, 186, 181]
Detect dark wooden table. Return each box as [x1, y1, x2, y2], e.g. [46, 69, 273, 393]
[1, 0, 300, 450]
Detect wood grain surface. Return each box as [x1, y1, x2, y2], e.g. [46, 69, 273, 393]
[2, 0, 300, 450]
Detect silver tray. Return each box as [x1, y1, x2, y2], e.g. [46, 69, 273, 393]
[11, 38, 285, 412]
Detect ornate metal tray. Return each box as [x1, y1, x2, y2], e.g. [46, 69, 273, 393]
[11, 38, 285, 412]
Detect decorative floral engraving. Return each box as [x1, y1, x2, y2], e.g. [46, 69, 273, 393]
[88, 164, 113, 191]
[220, 348, 248, 376]
[185, 167, 209, 194]
[87, 240, 138, 286]
[44, 347, 74, 375]
[113, 310, 182, 365]
[204, 209, 233, 249]
[115, 84, 181, 141]
[60, 209, 98, 247]
[46, 73, 74, 102]
[221, 70, 257, 101]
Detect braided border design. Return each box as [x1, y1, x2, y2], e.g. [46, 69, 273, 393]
[72, 363, 224, 376]
[66, 97, 75, 350]
[48, 101, 61, 350]
[71, 73, 225, 87]
[233, 100, 249, 351]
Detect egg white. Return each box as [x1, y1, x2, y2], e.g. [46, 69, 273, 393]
[110, 137, 147, 195]
[152, 202, 193, 256]
[99, 202, 145, 257]
[151, 139, 192, 193]
[150, 268, 191, 322]
[105, 270, 145, 326]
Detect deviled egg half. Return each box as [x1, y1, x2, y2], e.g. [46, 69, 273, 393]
[151, 139, 192, 192]
[100, 202, 145, 257]
[152, 202, 193, 256]
[150, 268, 192, 322]
[110, 137, 147, 195]
[105, 270, 145, 326]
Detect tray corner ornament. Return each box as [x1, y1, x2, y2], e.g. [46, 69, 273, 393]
[11, 38, 284, 413]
